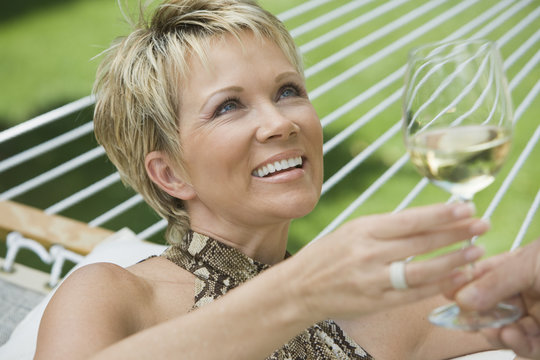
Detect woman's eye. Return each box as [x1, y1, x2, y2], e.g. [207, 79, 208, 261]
[215, 99, 239, 117]
[278, 83, 305, 100]
[280, 88, 297, 98]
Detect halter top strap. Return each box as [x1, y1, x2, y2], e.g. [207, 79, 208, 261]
[161, 230, 374, 359]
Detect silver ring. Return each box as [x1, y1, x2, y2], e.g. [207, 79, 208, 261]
[389, 261, 408, 290]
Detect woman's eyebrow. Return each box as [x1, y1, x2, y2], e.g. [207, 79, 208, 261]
[274, 71, 300, 83]
[199, 86, 244, 112]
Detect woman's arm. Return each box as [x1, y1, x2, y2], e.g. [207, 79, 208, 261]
[36, 256, 324, 360]
[36, 202, 491, 359]
[337, 295, 494, 360]
[416, 295, 495, 359]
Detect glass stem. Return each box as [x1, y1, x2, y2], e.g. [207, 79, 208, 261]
[458, 196, 476, 280]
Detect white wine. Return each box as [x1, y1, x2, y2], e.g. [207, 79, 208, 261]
[408, 125, 511, 200]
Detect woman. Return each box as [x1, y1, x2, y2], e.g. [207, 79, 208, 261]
[35, 0, 495, 359]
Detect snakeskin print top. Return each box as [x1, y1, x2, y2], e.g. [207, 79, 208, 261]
[161, 230, 374, 360]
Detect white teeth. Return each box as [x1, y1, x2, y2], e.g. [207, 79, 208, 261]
[252, 156, 303, 177]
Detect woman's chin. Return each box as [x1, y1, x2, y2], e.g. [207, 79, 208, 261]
[277, 195, 320, 220]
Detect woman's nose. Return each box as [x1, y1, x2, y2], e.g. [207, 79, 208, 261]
[255, 105, 300, 143]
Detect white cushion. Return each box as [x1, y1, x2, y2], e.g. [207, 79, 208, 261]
[0, 228, 167, 360]
[452, 350, 515, 359]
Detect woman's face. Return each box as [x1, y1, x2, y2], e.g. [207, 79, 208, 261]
[176, 32, 323, 230]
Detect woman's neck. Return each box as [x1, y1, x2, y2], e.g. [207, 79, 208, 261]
[189, 221, 290, 265]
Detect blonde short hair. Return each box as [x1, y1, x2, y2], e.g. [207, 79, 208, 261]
[93, 0, 303, 244]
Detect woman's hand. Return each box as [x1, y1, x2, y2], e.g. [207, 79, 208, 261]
[289, 202, 488, 321]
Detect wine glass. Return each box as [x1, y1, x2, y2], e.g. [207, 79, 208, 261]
[402, 39, 521, 330]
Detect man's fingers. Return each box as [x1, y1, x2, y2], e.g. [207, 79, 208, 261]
[519, 316, 540, 336]
[470, 253, 509, 275]
[499, 325, 539, 358]
[441, 253, 509, 301]
[456, 252, 528, 311]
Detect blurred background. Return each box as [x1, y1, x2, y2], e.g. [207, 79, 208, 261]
[0, 0, 294, 128]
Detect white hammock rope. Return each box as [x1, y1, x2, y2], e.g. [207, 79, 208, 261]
[0, 121, 94, 174]
[483, 79, 540, 224]
[276, 0, 333, 22]
[88, 194, 144, 228]
[0, 95, 95, 144]
[44, 172, 121, 215]
[308, 0, 479, 100]
[60, 0, 540, 240]
[472, 0, 534, 40]
[319, 3, 540, 199]
[0, 0, 538, 288]
[0, 0, 521, 204]
[395, 49, 540, 213]
[289, 0, 376, 38]
[316, 0, 535, 128]
[0, 147, 106, 201]
[513, 187, 540, 252]
[315, 52, 540, 240]
[137, 219, 167, 240]
[305, 0, 450, 79]
[299, 0, 410, 54]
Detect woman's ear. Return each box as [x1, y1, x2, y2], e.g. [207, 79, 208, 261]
[145, 151, 196, 200]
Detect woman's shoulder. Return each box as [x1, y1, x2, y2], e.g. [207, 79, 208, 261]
[58, 261, 148, 301]
[52, 256, 196, 318]
[42, 262, 154, 327]
[36, 262, 149, 356]
[127, 256, 197, 318]
[36, 258, 196, 357]
[53, 255, 195, 297]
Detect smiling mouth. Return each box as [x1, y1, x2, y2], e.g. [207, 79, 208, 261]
[252, 156, 303, 178]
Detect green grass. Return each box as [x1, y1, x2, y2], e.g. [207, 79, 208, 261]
[0, 0, 132, 126]
[0, 0, 298, 127]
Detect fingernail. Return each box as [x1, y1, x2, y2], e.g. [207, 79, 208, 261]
[453, 202, 476, 218]
[464, 246, 485, 261]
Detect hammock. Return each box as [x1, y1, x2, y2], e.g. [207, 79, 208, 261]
[1, 1, 539, 358]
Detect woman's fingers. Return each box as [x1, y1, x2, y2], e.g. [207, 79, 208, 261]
[384, 217, 490, 261]
[376, 246, 486, 313]
[375, 247, 484, 312]
[399, 246, 485, 289]
[383, 281, 452, 305]
[300, 202, 492, 318]
[366, 202, 476, 239]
